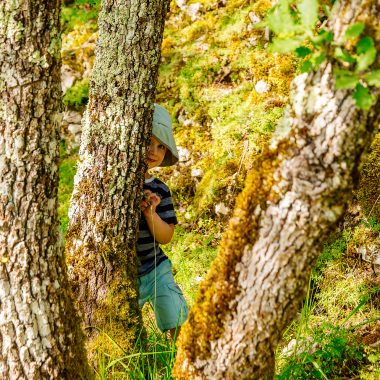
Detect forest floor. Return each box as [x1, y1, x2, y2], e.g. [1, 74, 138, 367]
[59, 144, 380, 379]
[59, 1, 380, 378]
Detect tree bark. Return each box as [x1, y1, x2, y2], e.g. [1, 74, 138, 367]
[66, 0, 170, 355]
[174, 0, 380, 378]
[0, 1, 91, 379]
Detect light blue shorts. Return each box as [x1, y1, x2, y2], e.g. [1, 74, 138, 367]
[138, 259, 189, 332]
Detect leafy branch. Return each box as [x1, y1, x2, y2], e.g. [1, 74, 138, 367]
[262, 0, 379, 109]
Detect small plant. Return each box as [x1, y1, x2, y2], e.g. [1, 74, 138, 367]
[277, 323, 367, 380]
[63, 78, 90, 109]
[262, 0, 380, 109]
[58, 142, 78, 235]
[61, 0, 99, 34]
[94, 314, 177, 380]
[362, 217, 380, 233]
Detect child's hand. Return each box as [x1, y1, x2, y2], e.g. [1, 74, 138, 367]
[141, 190, 161, 215]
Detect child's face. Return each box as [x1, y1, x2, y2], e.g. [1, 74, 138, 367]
[147, 136, 167, 170]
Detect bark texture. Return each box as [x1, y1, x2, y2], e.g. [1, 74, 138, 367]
[66, 0, 170, 355]
[0, 1, 91, 379]
[174, 1, 380, 378]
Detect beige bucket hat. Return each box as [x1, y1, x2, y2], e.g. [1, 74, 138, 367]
[152, 104, 179, 167]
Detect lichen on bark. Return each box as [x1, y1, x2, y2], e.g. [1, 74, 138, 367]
[357, 133, 380, 221]
[66, 0, 171, 361]
[0, 1, 91, 378]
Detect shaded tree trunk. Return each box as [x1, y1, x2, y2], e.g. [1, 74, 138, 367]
[0, 1, 91, 378]
[174, 0, 380, 378]
[66, 0, 170, 355]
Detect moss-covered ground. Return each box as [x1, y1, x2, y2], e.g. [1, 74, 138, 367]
[60, 1, 380, 378]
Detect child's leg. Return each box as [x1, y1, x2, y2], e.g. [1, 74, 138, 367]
[138, 273, 152, 308]
[149, 259, 188, 334]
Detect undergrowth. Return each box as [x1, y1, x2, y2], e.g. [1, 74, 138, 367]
[276, 225, 380, 380]
[59, 1, 380, 378]
[63, 78, 90, 109]
[58, 142, 78, 235]
[94, 313, 176, 380]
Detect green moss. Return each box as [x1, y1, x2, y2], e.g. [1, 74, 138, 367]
[193, 153, 240, 213]
[357, 133, 380, 222]
[174, 140, 287, 377]
[62, 152, 145, 363]
[58, 151, 78, 235]
[63, 78, 90, 109]
[88, 244, 143, 361]
[61, 3, 99, 34]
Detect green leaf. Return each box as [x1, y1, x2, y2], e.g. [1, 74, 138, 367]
[322, 3, 331, 18]
[298, 0, 318, 29]
[356, 47, 376, 71]
[270, 36, 305, 53]
[266, 0, 301, 35]
[356, 37, 376, 72]
[295, 46, 312, 58]
[311, 29, 334, 46]
[344, 22, 365, 41]
[313, 52, 326, 68]
[334, 47, 356, 64]
[356, 36, 374, 54]
[335, 69, 359, 89]
[353, 83, 374, 110]
[364, 70, 380, 87]
[300, 60, 313, 73]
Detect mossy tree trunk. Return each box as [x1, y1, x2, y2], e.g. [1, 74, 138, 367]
[174, 0, 380, 378]
[0, 1, 91, 378]
[66, 0, 170, 355]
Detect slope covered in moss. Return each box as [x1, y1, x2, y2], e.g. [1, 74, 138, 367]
[59, 1, 379, 378]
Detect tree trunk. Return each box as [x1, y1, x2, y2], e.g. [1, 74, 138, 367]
[0, 1, 91, 379]
[174, 1, 380, 378]
[66, 0, 170, 355]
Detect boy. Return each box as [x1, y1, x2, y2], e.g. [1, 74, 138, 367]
[137, 104, 188, 338]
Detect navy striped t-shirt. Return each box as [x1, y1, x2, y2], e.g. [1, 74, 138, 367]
[137, 177, 178, 276]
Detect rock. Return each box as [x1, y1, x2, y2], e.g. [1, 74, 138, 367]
[255, 80, 269, 94]
[195, 276, 203, 283]
[248, 12, 261, 24]
[247, 12, 261, 32]
[176, 0, 187, 8]
[61, 111, 83, 152]
[281, 339, 297, 357]
[175, 0, 201, 20]
[358, 241, 380, 266]
[67, 123, 82, 136]
[63, 111, 82, 125]
[178, 114, 202, 128]
[215, 202, 230, 216]
[187, 3, 202, 21]
[178, 146, 191, 162]
[61, 65, 79, 93]
[195, 38, 209, 51]
[191, 168, 203, 178]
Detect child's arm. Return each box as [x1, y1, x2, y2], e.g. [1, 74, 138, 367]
[141, 190, 175, 244]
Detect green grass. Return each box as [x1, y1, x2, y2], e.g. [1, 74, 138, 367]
[166, 225, 219, 305]
[276, 228, 380, 379]
[94, 311, 177, 380]
[61, 2, 99, 34]
[58, 145, 78, 235]
[63, 78, 90, 110]
[277, 323, 367, 380]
